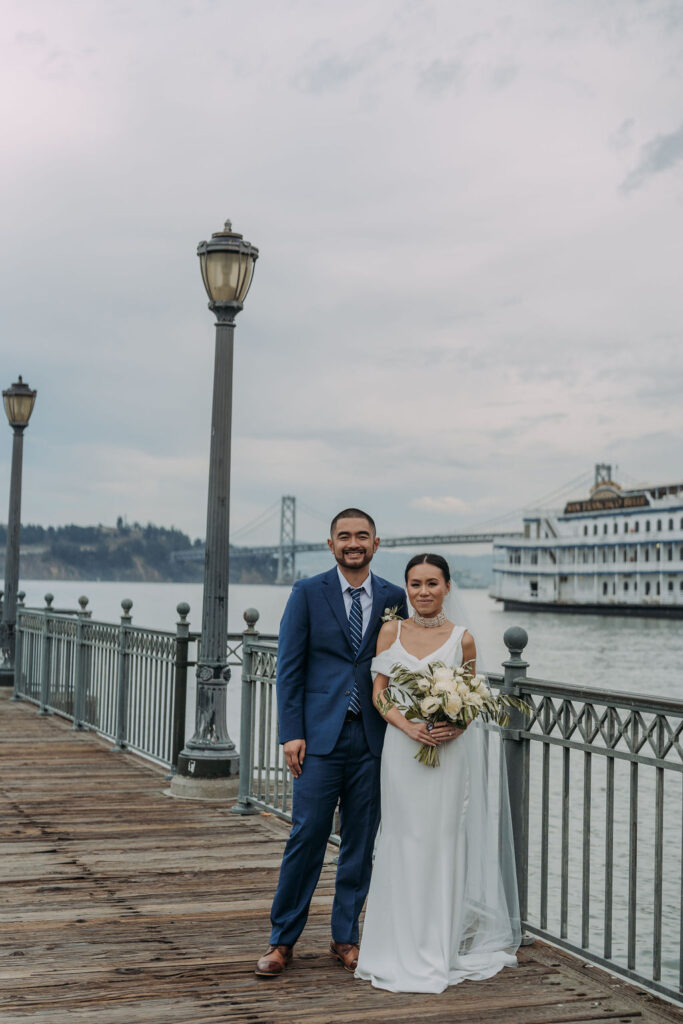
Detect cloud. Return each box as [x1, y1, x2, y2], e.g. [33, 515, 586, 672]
[412, 497, 471, 514]
[1, 0, 683, 542]
[610, 117, 635, 152]
[417, 57, 464, 95]
[621, 122, 683, 191]
[294, 52, 369, 93]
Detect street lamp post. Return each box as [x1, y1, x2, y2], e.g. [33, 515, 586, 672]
[1, 376, 37, 686]
[174, 219, 258, 790]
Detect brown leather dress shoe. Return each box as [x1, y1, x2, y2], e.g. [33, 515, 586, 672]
[255, 944, 293, 977]
[329, 941, 360, 972]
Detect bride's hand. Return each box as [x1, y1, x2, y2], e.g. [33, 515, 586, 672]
[430, 723, 466, 745]
[401, 720, 438, 747]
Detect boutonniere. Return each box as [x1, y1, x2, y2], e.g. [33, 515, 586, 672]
[381, 605, 404, 623]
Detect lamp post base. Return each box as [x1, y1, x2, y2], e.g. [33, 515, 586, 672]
[168, 772, 240, 801]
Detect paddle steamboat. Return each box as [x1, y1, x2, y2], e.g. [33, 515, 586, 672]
[491, 465, 683, 617]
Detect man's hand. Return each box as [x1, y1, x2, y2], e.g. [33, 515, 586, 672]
[284, 739, 306, 778]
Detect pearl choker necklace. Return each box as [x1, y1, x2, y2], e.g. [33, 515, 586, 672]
[413, 610, 447, 628]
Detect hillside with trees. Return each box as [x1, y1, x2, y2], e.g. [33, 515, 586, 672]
[0, 521, 277, 583]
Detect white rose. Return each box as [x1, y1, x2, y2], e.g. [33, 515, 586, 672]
[471, 674, 490, 697]
[444, 692, 463, 720]
[465, 691, 484, 710]
[456, 681, 470, 698]
[431, 667, 455, 693]
[420, 695, 441, 716]
[416, 676, 432, 693]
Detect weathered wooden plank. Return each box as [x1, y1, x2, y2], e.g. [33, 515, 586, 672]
[0, 691, 681, 1024]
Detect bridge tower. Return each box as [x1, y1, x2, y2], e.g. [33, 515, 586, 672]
[276, 496, 296, 585]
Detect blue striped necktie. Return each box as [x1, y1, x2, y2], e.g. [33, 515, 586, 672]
[347, 587, 363, 715]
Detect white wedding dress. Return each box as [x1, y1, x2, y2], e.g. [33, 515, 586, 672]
[355, 621, 520, 993]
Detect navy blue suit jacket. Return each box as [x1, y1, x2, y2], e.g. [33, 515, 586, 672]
[276, 568, 408, 757]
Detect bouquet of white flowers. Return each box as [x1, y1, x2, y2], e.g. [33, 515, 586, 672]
[376, 660, 531, 767]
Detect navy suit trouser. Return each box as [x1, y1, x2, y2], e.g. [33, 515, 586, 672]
[269, 718, 381, 947]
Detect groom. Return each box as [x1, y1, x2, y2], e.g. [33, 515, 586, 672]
[255, 508, 408, 977]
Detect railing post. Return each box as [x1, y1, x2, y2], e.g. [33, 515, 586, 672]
[112, 599, 132, 752]
[501, 625, 531, 937]
[11, 591, 25, 701]
[169, 602, 191, 773]
[39, 593, 54, 714]
[232, 607, 260, 816]
[72, 596, 89, 731]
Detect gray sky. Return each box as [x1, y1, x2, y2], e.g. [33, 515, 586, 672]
[2, 0, 683, 545]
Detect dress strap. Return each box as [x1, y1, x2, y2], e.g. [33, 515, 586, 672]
[396, 619, 402, 638]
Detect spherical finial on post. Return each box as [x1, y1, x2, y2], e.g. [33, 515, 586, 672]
[17, 591, 25, 606]
[503, 626, 528, 658]
[176, 602, 190, 624]
[44, 593, 54, 609]
[243, 607, 260, 631]
[78, 596, 89, 612]
[121, 598, 133, 623]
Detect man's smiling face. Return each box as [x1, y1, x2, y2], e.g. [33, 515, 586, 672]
[328, 516, 379, 572]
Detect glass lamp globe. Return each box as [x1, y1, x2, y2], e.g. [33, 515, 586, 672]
[3, 376, 37, 428]
[197, 219, 259, 307]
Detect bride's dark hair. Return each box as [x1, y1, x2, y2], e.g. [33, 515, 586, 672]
[404, 553, 451, 584]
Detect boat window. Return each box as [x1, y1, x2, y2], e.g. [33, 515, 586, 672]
[583, 525, 588, 536]
[613, 522, 618, 534]
[623, 521, 628, 533]
[624, 581, 629, 592]
[634, 521, 640, 533]
[593, 524, 598, 535]
[602, 582, 608, 595]
[656, 546, 660, 561]
[680, 546, 683, 559]
[634, 581, 638, 592]
[669, 518, 674, 530]
[656, 581, 660, 595]
[645, 549, 649, 561]
[529, 581, 538, 596]
[667, 547, 673, 560]
[668, 580, 674, 591]
[657, 519, 662, 530]
[646, 520, 651, 532]
[645, 581, 651, 595]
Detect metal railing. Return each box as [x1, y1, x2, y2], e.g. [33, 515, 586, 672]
[13, 595, 256, 769]
[234, 615, 683, 1002]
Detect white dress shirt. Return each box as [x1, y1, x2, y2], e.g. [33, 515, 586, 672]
[337, 565, 373, 636]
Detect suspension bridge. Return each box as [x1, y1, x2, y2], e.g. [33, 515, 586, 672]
[172, 495, 524, 585]
[171, 471, 609, 585]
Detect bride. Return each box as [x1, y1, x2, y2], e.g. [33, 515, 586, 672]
[355, 552, 521, 993]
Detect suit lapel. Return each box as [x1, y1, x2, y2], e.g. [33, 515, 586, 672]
[321, 568, 354, 652]
[357, 574, 388, 657]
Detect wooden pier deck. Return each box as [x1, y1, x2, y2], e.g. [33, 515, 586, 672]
[1, 689, 682, 1024]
